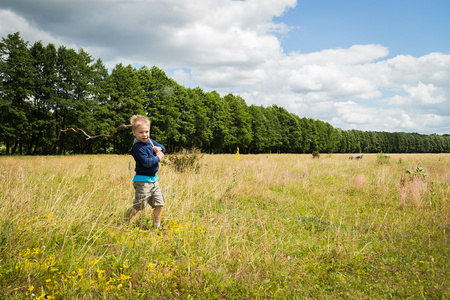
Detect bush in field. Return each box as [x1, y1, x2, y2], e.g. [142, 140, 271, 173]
[163, 148, 203, 172]
[405, 166, 427, 179]
[312, 150, 320, 159]
[376, 152, 390, 165]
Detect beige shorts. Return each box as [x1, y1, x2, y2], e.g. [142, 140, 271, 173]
[132, 181, 165, 210]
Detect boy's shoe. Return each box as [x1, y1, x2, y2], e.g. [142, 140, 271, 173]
[154, 225, 167, 233]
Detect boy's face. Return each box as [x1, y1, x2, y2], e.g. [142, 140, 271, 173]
[133, 124, 150, 143]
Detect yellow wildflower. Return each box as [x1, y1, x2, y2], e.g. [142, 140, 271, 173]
[96, 269, 106, 279]
[21, 248, 31, 257]
[120, 274, 131, 281]
[31, 248, 42, 256]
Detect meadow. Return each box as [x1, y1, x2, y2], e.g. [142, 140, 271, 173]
[0, 153, 449, 299]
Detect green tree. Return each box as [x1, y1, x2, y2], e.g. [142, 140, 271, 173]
[263, 106, 283, 153]
[0, 32, 34, 154]
[203, 91, 232, 153]
[107, 63, 145, 153]
[298, 118, 314, 153]
[326, 123, 340, 153]
[187, 87, 212, 150]
[28, 41, 58, 154]
[138, 66, 180, 152]
[54, 46, 98, 154]
[335, 128, 346, 153]
[54, 46, 80, 153]
[270, 106, 302, 153]
[166, 84, 195, 151]
[90, 58, 112, 153]
[248, 105, 269, 153]
[224, 94, 252, 153]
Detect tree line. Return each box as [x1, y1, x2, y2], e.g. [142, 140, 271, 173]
[1, 32, 449, 155]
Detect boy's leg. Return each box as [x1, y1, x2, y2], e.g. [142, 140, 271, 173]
[126, 181, 148, 222]
[150, 182, 164, 229]
[124, 207, 138, 222]
[153, 206, 163, 228]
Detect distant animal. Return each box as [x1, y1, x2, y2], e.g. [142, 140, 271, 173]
[349, 154, 363, 160]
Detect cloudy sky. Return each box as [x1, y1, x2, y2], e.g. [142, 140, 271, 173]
[1, 0, 449, 134]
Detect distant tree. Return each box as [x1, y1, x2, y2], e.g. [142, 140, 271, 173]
[28, 41, 58, 154]
[263, 106, 283, 153]
[248, 105, 269, 153]
[107, 63, 145, 153]
[90, 58, 112, 153]
[139, 66, 181, 152]
[298, 118, 314, 153]
[54, 46, 98, 154]
[187, 87, 212, 150]
[202, 91, 232, 153]
[0, 32, 34, 154]
[224, 94, 252, 153]
[168, 84, 195, 151]
[270, 106, 299, 153]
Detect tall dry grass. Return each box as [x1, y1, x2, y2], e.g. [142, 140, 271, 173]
[0, 153, 449, 299]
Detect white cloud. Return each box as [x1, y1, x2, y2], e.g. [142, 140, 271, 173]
[403, 82, 446, 105]
[332, 102, 417, 132]
[170, 69, 194, 87]
[237, 47, 450, 133]
[0, 10, 63, 46]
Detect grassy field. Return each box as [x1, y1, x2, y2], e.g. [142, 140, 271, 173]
[0, 153, 449, 299]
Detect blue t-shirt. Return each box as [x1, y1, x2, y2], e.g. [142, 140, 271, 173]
[133, 174, 159, 182]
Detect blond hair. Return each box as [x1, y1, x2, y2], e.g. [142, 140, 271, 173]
[130, 115, 150, 131]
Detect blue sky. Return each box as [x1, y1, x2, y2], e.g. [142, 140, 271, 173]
[277, 0, 450, 57]
[1, 0, 449, 134]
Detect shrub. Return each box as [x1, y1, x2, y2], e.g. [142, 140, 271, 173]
[163, 148, 203, 172]
[376, 152, 390, 165]
[405, 166, 427, 179]
[312, 151, 320, 159]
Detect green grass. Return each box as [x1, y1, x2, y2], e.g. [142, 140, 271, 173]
[0, 153, 449, 299]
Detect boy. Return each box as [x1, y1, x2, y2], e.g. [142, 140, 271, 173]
[124, 115, 166, 230]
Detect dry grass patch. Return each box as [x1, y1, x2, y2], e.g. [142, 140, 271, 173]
[0, 153, 449, 299]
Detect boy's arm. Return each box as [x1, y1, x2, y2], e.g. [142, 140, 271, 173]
[134, 145, 161, 168]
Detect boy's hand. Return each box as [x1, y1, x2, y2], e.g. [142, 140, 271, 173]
[156, 151, 164, 160]
[153, 146, 163, 153]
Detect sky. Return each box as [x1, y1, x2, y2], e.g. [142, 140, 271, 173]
[1, 0, 449, 134]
